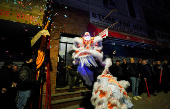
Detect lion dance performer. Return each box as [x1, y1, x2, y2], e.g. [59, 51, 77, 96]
[72, 32, 133, 109]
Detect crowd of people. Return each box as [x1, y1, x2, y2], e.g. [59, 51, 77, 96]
[0, 56, 37, 109]
[1, 55, 170, 108]
[109, 57, 170, 100]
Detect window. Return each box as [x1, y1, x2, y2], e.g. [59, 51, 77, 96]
[127, 0, 136, 18]
[103, 0, 116, 10]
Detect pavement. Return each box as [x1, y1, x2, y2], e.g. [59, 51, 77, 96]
[63, 91, 170, 109]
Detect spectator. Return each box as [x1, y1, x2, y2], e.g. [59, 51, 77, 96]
[136, 59, 142, 74]
[168, 60, 170, 90]
[137, 59, 142, 94]
[127, 57, 142, 100]
[17, 57, 36, 109]
[113, 60, 123, 81]
[149, 60, 157, 96]
[140, 59, 155, 97]
[121, 59, 128, 80]
[145, 59, 157, 96]
[56, 58, 66, 88]
[13, 65, 19, 84]
[0, 60, 17, 109]
[154, 60, 163, 93]
[67, 65, 82, 92]
[162, 60, 169, 93]
[121, 59, 131, 92]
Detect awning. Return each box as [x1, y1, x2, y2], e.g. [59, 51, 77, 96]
[87, 23, 169, 49]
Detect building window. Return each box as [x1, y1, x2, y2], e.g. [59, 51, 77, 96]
[103, 0, 116, 10]
[127, 0, 136, 18]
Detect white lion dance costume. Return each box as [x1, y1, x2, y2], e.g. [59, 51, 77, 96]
[72, 32, 133, 109]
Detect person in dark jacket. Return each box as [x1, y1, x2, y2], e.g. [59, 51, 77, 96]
[56, 58, 66, 88]
[136, 59, 143, 95]
[140, 59, 156, 97]
[127, 57, 142, 100]
[121, 59, 128, 80]
[113, 60, 123, 81]
[162, 60, 169, 93]
[154, 60, 163, 93]
[0, 60, 17, 109]
[17, 57, 36, 109]
[137, 59, 142, 71]
[149, 60, 157, 96]
[13, 65, 19, 84]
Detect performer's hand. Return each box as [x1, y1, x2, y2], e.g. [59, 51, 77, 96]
[139, 74, 140, 77]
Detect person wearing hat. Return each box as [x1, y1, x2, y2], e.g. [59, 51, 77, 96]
[0, 60, 17, 109]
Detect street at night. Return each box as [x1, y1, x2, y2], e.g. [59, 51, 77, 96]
[0, 0, 170, 109]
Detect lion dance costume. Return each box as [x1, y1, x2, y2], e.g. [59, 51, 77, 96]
[72, 32, 133, 109]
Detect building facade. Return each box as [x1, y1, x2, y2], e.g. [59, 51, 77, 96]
[139, 0, 170, 58]
[49, 0, 170, 108]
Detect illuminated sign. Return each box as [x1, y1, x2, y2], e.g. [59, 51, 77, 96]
[90, 11, 148, 36]
[0, 0, 47, 26]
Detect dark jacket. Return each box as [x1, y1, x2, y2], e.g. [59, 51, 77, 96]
[150, 64, 156, 75]
[127, 63, 139, 77]
[113, 64, 123, 77]
[13, 71, 19, 83]
[57, 62, 66, 75]
[141, 64, 151, 78]
[0, 66, 14, 89]
[146, 63, 155, 75]
[17, 62, 36, 91]
[154, 64, 162, 75]
[121, 63, 128, 76]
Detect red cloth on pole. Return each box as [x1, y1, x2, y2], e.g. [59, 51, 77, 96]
[159, 70, 162, 84]
[145, 79, 150, 98]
